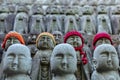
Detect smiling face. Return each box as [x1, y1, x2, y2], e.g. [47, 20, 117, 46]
[93, 44, 119, 72]
[50, 43, 77, 75]
[3, 44, 32, 74]
[66, 36, 82, 47]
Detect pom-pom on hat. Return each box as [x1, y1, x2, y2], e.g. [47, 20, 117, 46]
[36, 32, 56, 47]
[92, 32, 113, 49]
[2, 31, 25, 49]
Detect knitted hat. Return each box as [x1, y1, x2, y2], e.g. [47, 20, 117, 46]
[36, 32, 56, 47]
[93, 32, 113, 49]
[2, 31, 25, 49]
[64, 30, 87, 65]
[64, 30, 84, 49]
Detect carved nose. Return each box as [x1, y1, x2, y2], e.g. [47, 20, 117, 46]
[56, 35, 59, 40]
[62, 57, 67, 64]
[107, 55, 112, 63]
[13, 57, 18, 65]
[10, 40, 14, 44]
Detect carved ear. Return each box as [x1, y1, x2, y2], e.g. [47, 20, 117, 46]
[92, 58, 97, 69]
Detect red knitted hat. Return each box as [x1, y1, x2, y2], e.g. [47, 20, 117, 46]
[93, 32, 113, 49]
[64, 30, 84, 48]
[2, 31, 25, 49]
[64, 30, 88, 65]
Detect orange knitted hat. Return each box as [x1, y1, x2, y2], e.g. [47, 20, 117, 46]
[2, 31, 25, 49]
[36, 32, 56, 47]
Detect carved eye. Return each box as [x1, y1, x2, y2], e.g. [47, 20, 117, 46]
[19, 54, 26, 59]
[67, 54, 74, 59]
[111, 52, 117, 57]
[55, 54, 63, 59]
[100, 52, 108, 57]
[7, 53, 15, 59]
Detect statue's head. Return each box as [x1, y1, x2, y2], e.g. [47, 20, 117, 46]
[82, 5, 94, 15]
[93, 32, 113, 49]
[97, 5, 108, 14]
[2, 31, 25, 51]
[93, 44, 119, 72]
[36, 32, 56, 50]
[64, 30, 84, 48]
[50, 43, 77, 74]
[2, 44, 32, 75]
[52, 31, 63, 45]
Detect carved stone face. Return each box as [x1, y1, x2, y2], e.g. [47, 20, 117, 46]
[51, 43, 77, 74]
[52, 31, 63, 45]
[93, 44, 119, 71]
[66, 36, 82, 47]
[5, 37, 21, 51]
[37, 35, 54, 50]
[3, 44, 32, 74]
[95, 38, 111, 47]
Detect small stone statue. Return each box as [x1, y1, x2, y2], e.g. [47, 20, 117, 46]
[1, 31, 25, 51]
[0, 5, 9, 34]
[92, 32, 113, 49]
[46, 5, 62, 33]
[1, 44, 32, 80]
[13, 5, 29, 34]
[52, 31, 63, 45]
[4, 0, 34, 4]
[115, 0, 120, 5]
[88, 0, 98, 6]
[6, 5, 15, 33]
[81, 5, 96, 35]
[31, 32, 56, 80]
[91, 44, 120, 80]
[111, 5, 120, 34]
[64, 6, 79, 33]
[50, 43, 77, 80]
[29, 4, 45, 35]
[64, 30, 92, 80]
[97, 5, 112, 34]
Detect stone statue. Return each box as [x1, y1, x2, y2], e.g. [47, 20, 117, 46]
[50, 43, 77, 80]
[88, 0, 98, 6]
[1, 31, 25, 51]
[79, 0, 88, 6]
[27, 34, 38, 58]
[13, 5, 29, 34]
[29, 4, 45, 35]
[97, 5, 112, 34]
[64, 30, 92, 80]
[115, 0, 120, 5]
[52, 31, 63, 45]
[31, 32, 56, 80]
[111, 5, 120, 34]
[58, 6, 66, 34]
[4, 0, 34, 4]
[46, 5, 62, 33]
[64, 6, 79, 33]
[1, 44, 32, 80]
[91, 44, 120, 80]
[98, 0, 108, 5]
[92, 32, 113, 49]
[6, 5, 15, 33]
[81, 5, 96, 35]
[0, 5, 9, 34]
